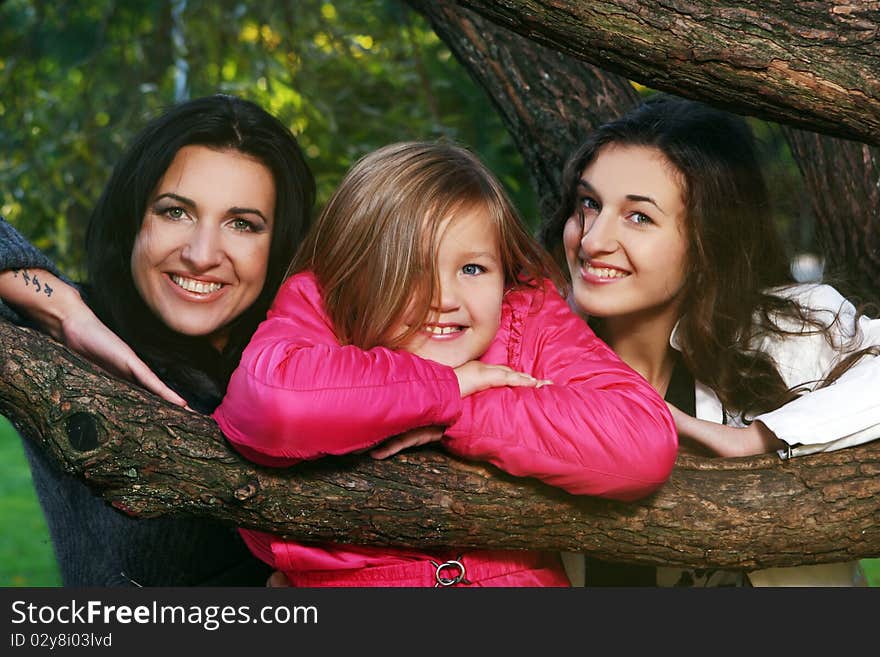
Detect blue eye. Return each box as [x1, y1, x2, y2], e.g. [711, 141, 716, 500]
[462, 263, 485, 276]
[579, 195, 600, 212]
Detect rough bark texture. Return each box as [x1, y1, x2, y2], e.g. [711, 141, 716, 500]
[452, 0, 880, 145]
[407, 0, 640, 216]
[2, 317, 878, 569]
[783, 130, 880, 307]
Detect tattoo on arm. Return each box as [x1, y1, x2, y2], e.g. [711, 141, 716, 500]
[11, 269, 54, 298]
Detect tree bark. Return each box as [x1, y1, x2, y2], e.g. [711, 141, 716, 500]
[2, 317, 878, 569]
[450, 0, 880, 146]
[783, 130, 880, 307]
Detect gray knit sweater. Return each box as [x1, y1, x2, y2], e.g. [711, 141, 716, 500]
[0, 217, 269, 586]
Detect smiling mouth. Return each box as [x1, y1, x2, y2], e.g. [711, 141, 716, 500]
[582, 263, 630, 280]
[170, 274, 223, 294]
[422, 324, 465, 336]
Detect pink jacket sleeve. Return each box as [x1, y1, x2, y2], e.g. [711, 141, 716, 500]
[213, 272, 463, 466]
[443, 282, 678, 501]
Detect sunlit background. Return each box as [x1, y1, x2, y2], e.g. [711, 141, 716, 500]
[1, 0, 868, 586]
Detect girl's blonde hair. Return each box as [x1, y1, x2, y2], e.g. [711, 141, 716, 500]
[290, 141, 563, 349]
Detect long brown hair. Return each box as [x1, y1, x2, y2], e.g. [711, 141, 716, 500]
[291, 141, 563, 349]
[542, 94, 876, 417]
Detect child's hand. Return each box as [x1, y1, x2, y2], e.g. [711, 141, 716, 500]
[454, 360, 551, 397]
[370, 425, 444, 459]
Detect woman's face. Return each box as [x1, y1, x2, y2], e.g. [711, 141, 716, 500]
[563, 144, 689, 323]
[131, 145, 275, 349]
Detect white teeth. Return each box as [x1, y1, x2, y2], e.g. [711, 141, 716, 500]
[423, 325, 462, 335]
[586, 265, 628, 279]
[170, 275, 223, 294]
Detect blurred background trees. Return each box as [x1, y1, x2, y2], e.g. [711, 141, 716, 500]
[0, 0, 809, 281]
[0, 0, 544, 278]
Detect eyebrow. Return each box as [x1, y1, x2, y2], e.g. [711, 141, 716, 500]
[577, 179, 667, 215]
[462, 251, 499, 261]
[154, 192, 196, 208]
[153, 193, 270, 223]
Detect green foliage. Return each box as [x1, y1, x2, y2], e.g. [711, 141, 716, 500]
[0, 415, 61, 586]
[0, 0, 536, 277]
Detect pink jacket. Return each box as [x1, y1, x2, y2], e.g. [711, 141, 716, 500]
[214, 271, 677, 585]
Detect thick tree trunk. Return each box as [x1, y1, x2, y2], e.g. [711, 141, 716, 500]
[451, 0, 880, 146]
[2, 317, 878, 569]
[407, 0, 639, 216]
[783, 130, 880, 307]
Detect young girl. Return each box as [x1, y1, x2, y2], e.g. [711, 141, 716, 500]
[214, 141, 678, 587]
[542, 94, 880, 586]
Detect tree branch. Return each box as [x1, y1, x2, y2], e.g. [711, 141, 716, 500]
[452, 0, 880, 145]
[783, 130, 880, 306]
[2, 316, 878, 569]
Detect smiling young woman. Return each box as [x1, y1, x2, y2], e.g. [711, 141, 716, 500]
[542, 93, 880, 587]
[0, 94, 315, 586]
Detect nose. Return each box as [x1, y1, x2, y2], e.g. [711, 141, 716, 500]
[430, 274, 460, 313]
[180, 221, 223, 270]
[580, 210, 617, 256]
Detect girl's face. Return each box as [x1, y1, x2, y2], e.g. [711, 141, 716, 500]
[394, 207, 505, 368]
[563, 144, 689, 324]
[130, 145, 275, 350]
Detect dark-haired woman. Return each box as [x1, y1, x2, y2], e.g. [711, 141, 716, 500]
[543, 94, 880, 587]
[0, 94, 315, 585]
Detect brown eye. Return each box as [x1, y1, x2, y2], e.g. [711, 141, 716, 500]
[627, 212, 654, 226]
[231, 218, 256, 232]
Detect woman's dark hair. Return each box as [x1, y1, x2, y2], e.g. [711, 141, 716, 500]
[86, 94, 315, 410]
[542, 94, 873, 417]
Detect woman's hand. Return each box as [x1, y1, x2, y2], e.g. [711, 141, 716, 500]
[369, 425, 444, 460]
[0, 268, 187, 407]
[453, 360, 551, 397]
[667, 402, 785, 457]
[61, 299, 189, 408]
